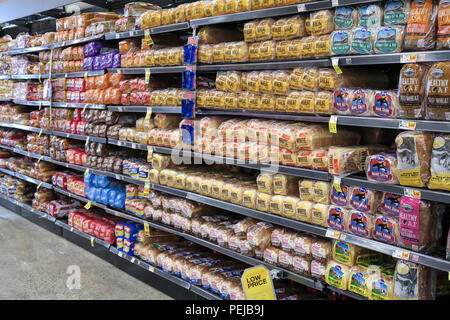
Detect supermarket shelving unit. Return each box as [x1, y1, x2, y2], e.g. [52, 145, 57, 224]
[1, 0, 449, 301]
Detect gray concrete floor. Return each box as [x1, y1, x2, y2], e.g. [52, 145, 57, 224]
[0, 206, 172, 300]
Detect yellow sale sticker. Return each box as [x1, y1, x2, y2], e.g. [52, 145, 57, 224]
[331, 57, 342, 75]
[145, 29, 153, 45]
[147, 147, 154, 163]
[145, 68, 151, 84]
[84, 201, 92, 210]
[145, 108, 152, 121]
[329, 115, 338, 133]
[241, 265, 276, 300]
[90, 237, 94, 247]
[144, 222, 150, 236]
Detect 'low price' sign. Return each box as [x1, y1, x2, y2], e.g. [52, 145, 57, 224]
[241, 265, 276, 300]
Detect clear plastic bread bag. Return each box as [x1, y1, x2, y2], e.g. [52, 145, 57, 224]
[384, 0, 411, 25]
[366, 152, 399, 184]
[330, 29, 352, 56]
[404, 0, 438, 51]
[349, 89, 374, 116]
[350, 27, 375, 55]
[358, 4, 383, 28]
[309, 10, 335, 36]
[437, 0, 450, 49]
[334, 6, 359, 30]
[428, 134, 450, 191]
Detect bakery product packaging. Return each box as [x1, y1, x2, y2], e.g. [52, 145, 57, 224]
[425, 62, 450, 120]
[398, 63, 430, 119]
[428, 134, 450, 190]
[374, 26, 405, 54]
[372, 214, 399, 245]
[347, 210, 374, 238]
[393, 260, 434, 300]
[325, 260, 351, 290]
[366, 152, 399, 184]
[437, 0, 450, 49]
[403, 0, 438, 51]
[395, 131, 434, 187]
[334, 6, 359, 30]
[358, 4, 383, 28]
[384, 0, 411, 25]
[326, 205, 349, 232]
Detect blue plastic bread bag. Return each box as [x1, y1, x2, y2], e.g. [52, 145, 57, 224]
[100, 188, 110, 205]
[94, 187, 103, 203]
[123, 222, 142, 241]
[107, 188, 118, 207]
[84, 172, 95, 186]
[114, 191, 126, 210]
[97, 175, 111, 188]
[86, 186, 96, 201]
[92, 174, 100, 187]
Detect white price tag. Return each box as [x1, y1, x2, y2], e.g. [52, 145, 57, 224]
[70, 227, 74, 232]
[118, 106, 123, 112]
[131, 143, 137, 149]
[392, 249, 410, 261]
[400, 53, 418, 63]
[119, 252, 123, 257]
[399, 120, 417, 130]
[340, 233, 346, 241]
[149, 266, 154, 272]
[331, 0, 339, 6]
[115, 33, 120, 39]
[404, 188, 421, 199]
[297, 4, 306, 12]
[131, 257, 136, 263]
[331, 57, 342, 74]
[325, 229, 340, 239]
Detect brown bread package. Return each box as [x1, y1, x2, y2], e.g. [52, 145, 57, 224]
[437, 0, 450, 49]
[198, 26, 243, 44]
[399, 199, 443, 253]
[425, 62, 450, 120]
[398, 63, 431, 119]
[393, 260, 434, 300]
[395, 131, 434, 187]
[403, 0, 439, 51]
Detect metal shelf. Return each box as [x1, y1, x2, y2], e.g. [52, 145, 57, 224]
[2, 35, 105, 56]
[105, 23, 190, 40]
[52, 102, 105, 110]
[0, 167, 53, 190]
[0, 122, 50, 134]
[332, 0, 382, 6]
[189, 1, 332, 27]
[51, 131, 107, 143]
[0, 75, 11, 80]
[12, 100, 50, 106]
[0, 98, 11, 101]
[107, 106, 181, 113]
[107, 139, 173, 154]
[196, 108, 330, 122]
[108, 66, 186, 74]
[55, 219, 111, 248]
[341, 176, 450, 205]
[336, 50, 450, 66]
[51, 70, 105, 79]
[11, 74, 47, 80]
[197, 59, 331, 71]
[197, 110, 450, 133]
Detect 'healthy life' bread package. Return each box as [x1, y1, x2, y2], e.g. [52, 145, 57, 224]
[425, 62, 450, 120]
[398, 63, 431, 119]
[403, 0, 439, 51]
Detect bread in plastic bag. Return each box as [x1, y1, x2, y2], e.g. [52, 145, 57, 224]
[334, 6, 359, 30]
[367, 270, 394, 300]
[425, 62, 450, 120]
[393, 260, 434, 300]
[366, 152, 399, 184]
[284, 15, 306, 40]
[398, 63, 430, 119]
[374, 26, 405, 54]
[311, 203, 329, 227]
[347, 210, 374, 238]
[372, 214, 399, 245]
[358, 4, 383, 28]
[350, 27, 375, 54]
[348, 265, 372, 297]
[255, 19, 275, 42]
[330, 30, 352, 55]
[384, 0, 411, 25]
[437, 0, 450, 49]
[333, 88, 353, 114]
[328, 145, 369, 175]
[309, 10, 335, 36]
[325, 260, 352, 290]
[404, 0, 438, 51]
[428, 134, 450, 190]
[315, 91, 334, 114]
[349, 186, 382, 215]
[326, 205, 349, 232]
[313, 181, 330, 205]
[312, 238, 332, 263]
[395, 131, 434, 188]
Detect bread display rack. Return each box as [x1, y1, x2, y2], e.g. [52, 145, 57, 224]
[0, 0, 449, 301]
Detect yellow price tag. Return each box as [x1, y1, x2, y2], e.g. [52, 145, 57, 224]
[399, 120, 417, 130]
[145, 68, 151, 84]
[241, 265, 276, 300]
[83, 104, 88, 113]
[37, 182, 43, 190]
[37, 156, 43, 163]
[147, 147, 154, 163]
[144, 222, 150, 236]
[38, 72, 42, 83]
[39, 101, 42, 110]
[331, 57, 342, 75]
[85, 136, 90, 146]
[84, 201, 92, 210]
[144, 183, 150, 197]
[333, 176, 342, 193]
[38, 129, 43, 137]
[145, 29, 153, 45]
[145, 107, 152, 121]
[84, 169, 90, 179]
[84, 72, 88, 82]
[404, 188, 421, 199]
[90, 237, 94, 247]
[325, 229, 341, 239]
[329, 115, 337, 133]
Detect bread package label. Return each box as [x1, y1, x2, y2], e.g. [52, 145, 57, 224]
[367, 154, 395, 183]
[334, 7, 356, 29]
[359, 5, 383, 28]
[426, 62, 450, 120]
[348, 211, 372, 238]
[396, 132, 433, 188]
[373, 215, 398, 244]
[350, 187, 372, 213]
[398, 197, 421, 246]
[292, 256, 310, 275]
[373, 91, 396, 117]
[405, 0, 437, 50]
[325, 261, 350, 290]
[350, 89, 370, 115]
[349, 269, 369, 297]
[330, 184, 350, 207]
[437, 0, 450, 49]
[398, 63, 427, 118]
[384, 0, 410, 25]
[351, 28, 373, 54]
[330, 31, 351, 55]
[311, 260, 326, 280]
[393, 261, 420, 300]
[327, 206, 347, 231]
[380, 192, 402, 217]
[375, 26, 401, 54]
[333, 88, 351, 113]
[429, 135, 450, 191]
[369, 276, 392, 300]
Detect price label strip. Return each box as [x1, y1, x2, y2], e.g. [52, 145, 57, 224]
[145, 68, 151, 84]
[147, 146, 154, 163]
[144, 222, 150, 236]
[399, 120, 417, 130]
[144, 29, 154, 46]
[325, 229, 341, 239]
[404, 188, 421, 199]
[329, 115, 338, 133]
[400, 53, 418, 63]
[392, 249, 410, 261]
[331, 57, 343, 75]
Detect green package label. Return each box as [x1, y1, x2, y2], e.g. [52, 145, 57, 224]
[384, 0, 406, 25]
[375, 27, 398, 53]
[334, 7, 354, 29]
[352, 29, 372, 54]
[331, 31, 350, 55]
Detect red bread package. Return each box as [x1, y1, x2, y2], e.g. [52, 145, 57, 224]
[120, 80, 130, 93]
[130, 78, 140, 92]
[121, 94, 130, 105]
